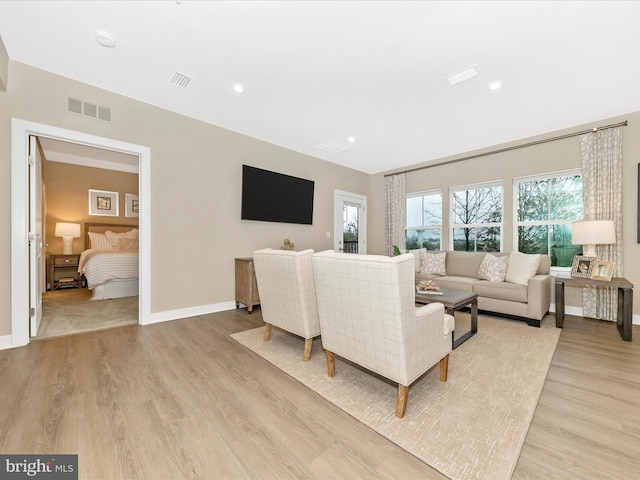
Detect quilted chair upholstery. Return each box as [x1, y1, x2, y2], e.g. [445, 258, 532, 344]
[252, 248, 321, 361]
[311, 250, 454, 418]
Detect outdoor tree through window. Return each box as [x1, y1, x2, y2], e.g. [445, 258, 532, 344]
[406, 190, 442, 250]
[450, 182, 503, 252]
[514, 170, 583, 267]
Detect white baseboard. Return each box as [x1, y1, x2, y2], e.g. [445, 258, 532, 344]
[145, 301, 237, 325]
[550, 303, 640, 325]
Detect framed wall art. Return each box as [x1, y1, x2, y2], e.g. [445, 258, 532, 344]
[88, 189, 119, 217]
[125, 193, 139, 218]
[591, 260, 614, 281]
[570, 255, 596, 278]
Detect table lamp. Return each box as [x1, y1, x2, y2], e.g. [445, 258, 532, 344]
[571, 220, 616, 257]
[55, 222, 81, 255]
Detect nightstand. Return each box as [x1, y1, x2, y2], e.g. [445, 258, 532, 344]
[48, 254, 81, 290]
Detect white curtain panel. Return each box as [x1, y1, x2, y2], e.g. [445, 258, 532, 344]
[580, 126, 624, 320]
[384, 173, 406, 256]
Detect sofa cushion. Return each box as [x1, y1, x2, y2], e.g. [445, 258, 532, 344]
[420, 251, 446, 275]
[478, 253, 509, 282]
[446, 251, 486, 278]
[473, 280, 527, 303]
[431, 276, 478, 292]
[505, 252, 541, 285]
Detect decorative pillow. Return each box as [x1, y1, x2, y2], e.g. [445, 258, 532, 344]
[505, 252, 541, 286]
[478, 253, 509, 282]
[118, 238, 139, 251]
[88, 232, 112, 250]
[105, 229, 139, 249]
[420, 251, 446, 275]
[408, 248, 426, 273]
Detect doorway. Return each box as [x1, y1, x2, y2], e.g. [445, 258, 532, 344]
[36, 136, 140, 339]
[10, 118, 151, 348]
[334, 190, 367, 254]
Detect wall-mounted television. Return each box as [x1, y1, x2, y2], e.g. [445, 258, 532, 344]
[241, 165, 314, 225]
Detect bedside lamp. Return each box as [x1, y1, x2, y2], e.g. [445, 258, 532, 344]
[55, 222, 81, 255]
[571, 220, 616, 257]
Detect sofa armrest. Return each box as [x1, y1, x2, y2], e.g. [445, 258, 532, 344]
[526, 274, 552, 320]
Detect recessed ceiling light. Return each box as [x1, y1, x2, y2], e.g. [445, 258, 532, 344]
[95, 30, 116, 48]
[488, 80, 503, 91]
[232, 84, 245, 94]
[347, 136, 356, 143]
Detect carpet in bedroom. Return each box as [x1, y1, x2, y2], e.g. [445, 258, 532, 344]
[38, 288, 138, 339]
[231, 313, 560, 480]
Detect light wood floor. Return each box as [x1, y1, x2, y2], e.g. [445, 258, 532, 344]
[0, 309, 638, 479]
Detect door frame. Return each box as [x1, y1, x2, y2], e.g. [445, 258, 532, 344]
[11, 118, 151, 348]
[334, 190, 367, 254]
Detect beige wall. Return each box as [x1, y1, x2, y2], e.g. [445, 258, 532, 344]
[0, 61, 369, 337]
[42, 159, 139, 255]
[370, 112, 640, 315]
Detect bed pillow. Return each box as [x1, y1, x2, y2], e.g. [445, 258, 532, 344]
[105, 229, 139, 249]
[88, 232, 112, 250]
[419, 251, 446, 275]
[478, 253, 509, 282]
[505, 252, 541, 285]
[118, 238, 139, 251]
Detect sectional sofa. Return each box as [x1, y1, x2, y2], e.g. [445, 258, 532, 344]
[411, 249, 552, 327]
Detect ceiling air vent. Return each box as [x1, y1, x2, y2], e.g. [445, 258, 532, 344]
[314, 139, 354, 154]
[67, 97, 112, 123]
[170, 71, 193, 89]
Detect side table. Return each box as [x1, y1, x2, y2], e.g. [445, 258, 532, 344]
[48, 253, 81, 290]
[555, 273, 634, 341]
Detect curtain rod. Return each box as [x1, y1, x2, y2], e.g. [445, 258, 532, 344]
[384, 120, 628, 177]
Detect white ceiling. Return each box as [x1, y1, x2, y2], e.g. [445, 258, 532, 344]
[2, 1, 640, 174]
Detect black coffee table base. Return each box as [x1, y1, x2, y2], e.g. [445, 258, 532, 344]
[415, 289, 479, 349]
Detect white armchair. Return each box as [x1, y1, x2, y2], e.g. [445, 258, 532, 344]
[252, 248, 321, 361]
[311, 250, 454, 418]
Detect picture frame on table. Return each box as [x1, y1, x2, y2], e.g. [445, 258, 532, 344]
[125, 193, 139, 218]
[591, 260, 614, 281]
[88, 189, 118, 216]
[570, 255, 596, 278]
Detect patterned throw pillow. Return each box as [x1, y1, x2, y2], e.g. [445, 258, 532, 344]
[420, 251, 447, 275]
[478, 253, 509, 282]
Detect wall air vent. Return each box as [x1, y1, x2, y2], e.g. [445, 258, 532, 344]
[314, 139, 354, 154]
[67, 97, 112, 123]
[170, 71, 193, 89]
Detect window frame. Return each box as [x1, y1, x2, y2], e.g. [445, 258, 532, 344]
[512, 168, 583, 271]
[449, 180, 504, 252]
[405, 189, 443, 251]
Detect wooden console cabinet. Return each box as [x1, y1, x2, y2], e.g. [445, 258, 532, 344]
[235, 257, 260, 313]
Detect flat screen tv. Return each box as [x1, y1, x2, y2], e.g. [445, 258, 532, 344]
[241, 165, 314, 225]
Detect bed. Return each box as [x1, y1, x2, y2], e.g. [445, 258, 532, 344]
[79, 222, 139, 300]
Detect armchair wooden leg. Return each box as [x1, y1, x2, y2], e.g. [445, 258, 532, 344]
[440, 354, 449, 382]
[325, 350, 335, 378]
[263, 323, 272, 342]
[396, 384, 409, 418]
[303, 338, 313, 362]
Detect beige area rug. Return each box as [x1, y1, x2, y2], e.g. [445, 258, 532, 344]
[38, 288, 138, 339]
[231, 314, 560, 480]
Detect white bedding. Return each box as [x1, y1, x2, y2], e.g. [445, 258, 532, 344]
[79, 249, 139, 290]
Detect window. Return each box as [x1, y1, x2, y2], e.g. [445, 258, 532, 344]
[514, 170, 583, 268]
[450, 181, 503, 252]
[406, 190, 442, 250]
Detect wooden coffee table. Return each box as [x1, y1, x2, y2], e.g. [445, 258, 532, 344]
[415, 288, 478, 349]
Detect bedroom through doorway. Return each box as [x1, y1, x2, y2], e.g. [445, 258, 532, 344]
[35, 136, 140, 340]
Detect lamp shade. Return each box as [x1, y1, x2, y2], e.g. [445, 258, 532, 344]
[571, 220, 616, 246]
[55, 222, 81, 238]
[572, 220, 615, 257]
